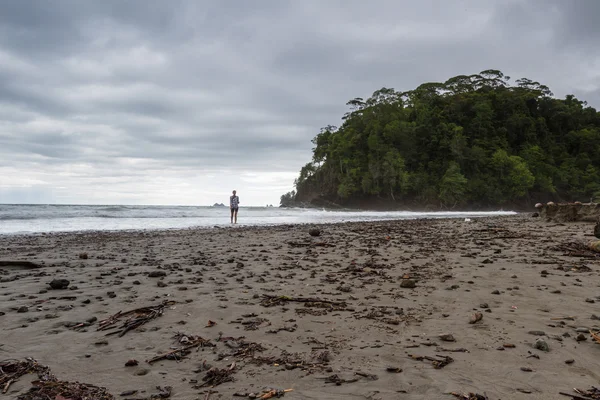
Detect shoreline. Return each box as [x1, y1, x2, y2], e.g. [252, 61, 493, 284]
[1, 215, 599, 399]
[0, 211, 520, 237]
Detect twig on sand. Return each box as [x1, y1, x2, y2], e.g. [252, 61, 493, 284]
[147, 334, 214, 364]
[559, 386, 600, 399]
[449, 392, 489, 400]
[194, 363, 237, 388]
[97, 300, 176, 337]
[260, 294, 346, 308]
[409, 354, 454, 369]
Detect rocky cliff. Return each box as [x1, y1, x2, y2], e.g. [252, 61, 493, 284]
[535, 202, 600, 222]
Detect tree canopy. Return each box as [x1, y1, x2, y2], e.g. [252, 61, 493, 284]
[282, 70, 600, 209]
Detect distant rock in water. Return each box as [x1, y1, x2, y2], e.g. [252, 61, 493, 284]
[212, 203, 226, 207]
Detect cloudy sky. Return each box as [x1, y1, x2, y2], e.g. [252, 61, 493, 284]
[1, 0, 599, 206]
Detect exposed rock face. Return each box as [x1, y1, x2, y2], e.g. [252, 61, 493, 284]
[538, 202, 600, 222]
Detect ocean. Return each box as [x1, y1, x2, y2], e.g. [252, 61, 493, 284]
[0, 204, 517, 235]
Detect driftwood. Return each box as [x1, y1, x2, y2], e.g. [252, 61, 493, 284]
[559, 387, 600, 399]
[285, 241, 336, 248]
[97, 301, 175, 337]
[0, 261, 41, 269]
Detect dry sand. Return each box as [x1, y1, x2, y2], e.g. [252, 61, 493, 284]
[1, 215, 600, 400]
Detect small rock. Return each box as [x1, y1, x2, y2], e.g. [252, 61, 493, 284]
[79, 253, 88, 259]
[17, 306, 28, 313]
[479, 303, 489, 309]
[439, 333, 455, 342]
[400, 279, 416, 289]
[157, 281, 168, 288]
[148, 271, 166, 278]
[575, 328, 589, 333]
[125, 359, 139, 367]
[308, 228, 321, 237]
[491, 290, 500, 295]
[135, 368, 150, 376]
[586, 298, 595, 303]
[133, 280, 141, 285]
[565, 359, 575, 364]
[469, 312, 483, 324]
[49, 279, 70, 290]
[576, 333, 587, 342]
[120, 390, 138, 396]
[533, 338, 549, 352]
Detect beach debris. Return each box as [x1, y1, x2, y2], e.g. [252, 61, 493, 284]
[206, 320, 217, 327]
[147, 333, 215, 364]
[559, 387, 600, 399]
[552, 242, 600, 258]
[194, 363, 237, 388]
[18, 380, 115, 400]
[308, 228, 321, 237]
[1, 358, 55, 394]
[48, 279, 70, 290]
[320, 374, 359, 385]
[469, 312, 483, 324]
[218, 338, 266, 360]
[150, 386, 172, 399]
[1, 358, 114, 400]
[97, 300, 175, 337]
[257, 388, 294, 399]
[285, 241, 335, 248]
[409, 354, 454, 369]
[260, 294, 346, 308]
[449, 392, 489, 400]
[589, 330, 600, 344]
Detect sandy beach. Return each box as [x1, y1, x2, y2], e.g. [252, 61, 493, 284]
[1, 215, 600, 400]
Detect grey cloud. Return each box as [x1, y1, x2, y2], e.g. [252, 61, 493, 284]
[1, 0, 599, 205]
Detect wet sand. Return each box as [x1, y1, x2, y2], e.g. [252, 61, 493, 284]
[1, 215, 600, 400]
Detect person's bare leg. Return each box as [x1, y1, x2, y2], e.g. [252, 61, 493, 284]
[234, 210, 238, 224]
[230, 209, 233, 224]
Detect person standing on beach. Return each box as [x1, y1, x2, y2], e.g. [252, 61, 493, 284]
[230, 190, 240, 224]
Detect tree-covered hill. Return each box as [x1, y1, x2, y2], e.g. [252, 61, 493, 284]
[281, 70, 600, 210]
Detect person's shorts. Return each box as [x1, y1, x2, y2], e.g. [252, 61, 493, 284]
[231, 207, 239, 213]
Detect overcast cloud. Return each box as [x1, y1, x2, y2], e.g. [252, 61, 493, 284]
[1, 0, 599, 206]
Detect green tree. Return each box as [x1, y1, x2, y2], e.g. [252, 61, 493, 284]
[439, 162, 468, 207]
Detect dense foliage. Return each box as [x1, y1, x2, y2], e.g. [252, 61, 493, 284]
[282, 70, 600, 209]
